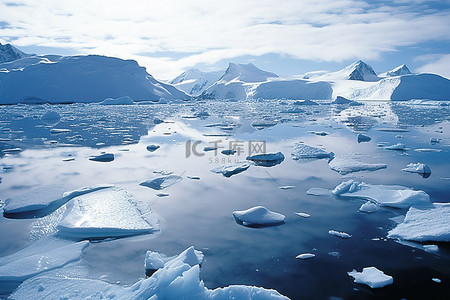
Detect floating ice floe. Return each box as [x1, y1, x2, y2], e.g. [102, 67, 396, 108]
[296, 253, 315, 260]
[145, 246, 204, 275]
[293, 100, 318, 106]
[187, 175, 200, 180]
[332, 180, 430, 208]
[328, 157, 387, 175]
[56, 187, 158, 239]
[140, 175, 183, 190]
[291, 142, 334, 160]
[98, 96, 134, 105]
[246, 152, 285, 167]
[279, 186, 295, 190]
[0, 237, 88, 293]
[384, 143, 407, 151]
[3, 184, 112, 218]
[348, 267, 393, 288]
[388, 203, 450, 242]
[332, 96, 362, 106]
[328, 230, 352, 239]
[357, 133, 371, 143]
[88, 153, 114, 162]
[211, 162, 250, 177]
[432, 278, 441, 283]
[306, 188, 332, 196]
[146, 144, 160, 152]
[251, 120, 277, 129]
[402, 163, 431, 177]
[295, 212, 311, 218]
[414, 148, 442, 153]
[2, 148, 21, 154]
[10, 246, 288, 300]
[423, 245, 439, 253]
[50, 128, 71, 134]
[359, 202, 379, 213]
[233, 206, 285, 227]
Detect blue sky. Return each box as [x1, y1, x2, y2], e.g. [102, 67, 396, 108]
[1, 0, 449, 80]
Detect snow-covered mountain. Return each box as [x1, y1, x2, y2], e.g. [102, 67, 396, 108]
[218, 63, 278, 83]
[0, 43, 30, 63]
[309, 60, 380, 82]
[381, 64, 412, 77]
[0, 52, 190, 104]
[170, 68, 222, 96]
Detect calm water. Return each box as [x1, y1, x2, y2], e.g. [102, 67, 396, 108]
[0, 100, 449, 299]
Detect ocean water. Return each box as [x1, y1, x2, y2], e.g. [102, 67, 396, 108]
[0, 100, 449, 299]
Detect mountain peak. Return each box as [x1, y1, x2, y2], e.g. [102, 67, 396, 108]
[386, 64, 411, 77]
[220, 62, 278, 83]
[0, 43, 30, 63]
[344, 60, 379, 81]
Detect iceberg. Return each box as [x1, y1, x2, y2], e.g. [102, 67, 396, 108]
[0, 237, 88, 293]
[140, 175, 183, 190]
[211, 162, 250, 177]
[402, 163, 431, 176]
[246, 152, 285, 167]
[332, 180, 430, 208]
[388, 203, 450, 242]
[145, 246, 204, 275]
[291, 142, 334, 160]
[10, 247, 288, 300]
[328, 157, 387, 175]
[293, 99, 318, 106]
[56, 187, 158, 239]
[332, 96, 362, 106]
[348, 267, 393, 288]
[233, 206, 285, 227]
[359, 202, 379, 213]
[98, 96, 134, 105]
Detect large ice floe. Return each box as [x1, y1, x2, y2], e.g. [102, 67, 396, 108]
[233, 206, 285, 227]
[3, 184, 112, 218]
[388, 203, 450, 242]
[402, 162, 431, 177]
[9, 246, 288, 300]
[348, 267, 393, 288]
[291, 142, 334, 160]
[0, 237, 88, 293]
[56, 187, 158, 239]
[140, 175, 183, 190]
[246, 152, 285, 167]
[328, 157, 387, 175]
[332, 180, 429, 208]
[211, 162, 251, 177]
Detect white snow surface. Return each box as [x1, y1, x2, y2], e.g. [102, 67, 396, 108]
[388, 203, 450, 242]
[348, 267, 393, 288]
[332, 180, 430, 208]
[0, 54, 190, 104]
[56, 187, 158, 239]
[10, 246, 288, 300]
[233, 206, 285, 226]
[328, 157, 387, 175]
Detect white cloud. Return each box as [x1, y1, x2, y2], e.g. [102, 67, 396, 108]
[0, 0, 449, 79]
[417, 54, 450, 79]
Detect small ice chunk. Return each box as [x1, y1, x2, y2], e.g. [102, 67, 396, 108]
[384, 143, 407, 151]
[153, 117, 164, 124]
[146, 145, 160, 152]
[89, 153, 114, 162]
[279, 186, 295, 190]
[329, 157, 387, 175]
[388, 203, 450, 242]
[251, 120, 277, 128]
[432, 278, 441, 283]
[423, 245, 439, 253]
[57, 187, 158, 239]
[414, 148, 442, 153]
[332, 180, 430, 208]
[348, 267, 393, 288]
[293, 100, 318, 105]
[329, 230, 352, 239]
[140, 175, 182, 190]
[144, 252, 165, 271]
[247, 152, 285, 167]
[233, 206, 285, 227]
[295, 212, 310, 218]
[359, 202, 379, 213]
[211, 162, 250, 177]
[156, 193, 169, 197]
[99, 96, 134, 105]
[402, 163, 431, 175]
[430, 137, 440, 144]
[308, 131, 329, 136]
[221, 149, 236, 155]
[357, 133, 371, 143]
[332, 96, 363, 106]
[296, 253, 315, 260]
[291, 142, 333, 160]
[50, 128, 71, 134]
[187, 175, 200, 180]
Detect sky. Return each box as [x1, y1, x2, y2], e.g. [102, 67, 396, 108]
[0, 0, 449, 80]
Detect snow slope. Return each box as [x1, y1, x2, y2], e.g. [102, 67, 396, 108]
[0, 54, 190, 104]
[311, 60, 380, 82]
[170, 68, 223, 96]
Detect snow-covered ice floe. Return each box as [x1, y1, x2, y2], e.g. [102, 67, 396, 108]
[56, 187, 158, 239]
[211, 162, 250, 177]
[328, 157, 387, 175]
[88, 153, 115, 162]
[246, 152, 285, 167]
[359, 202, 379, 213]
[402, 162, 431, 177]
[3, 184, 112, 218]
[331, 96, 362, 106]
[9, 246, 288, 300]
[332, 180, 430, 208]
[140, 174, 183, 190]
[384, 143, 407, 151]
[0, 237, 88, 293]
[348, 267, 393, 288]
[291, 142, 334, 160]
[145, 246, 204, 275]
[328, 230, 352, 239]
[388, 203, 450, 242]
[233, 206, 285, 227]
[296, 253, 315, 260]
